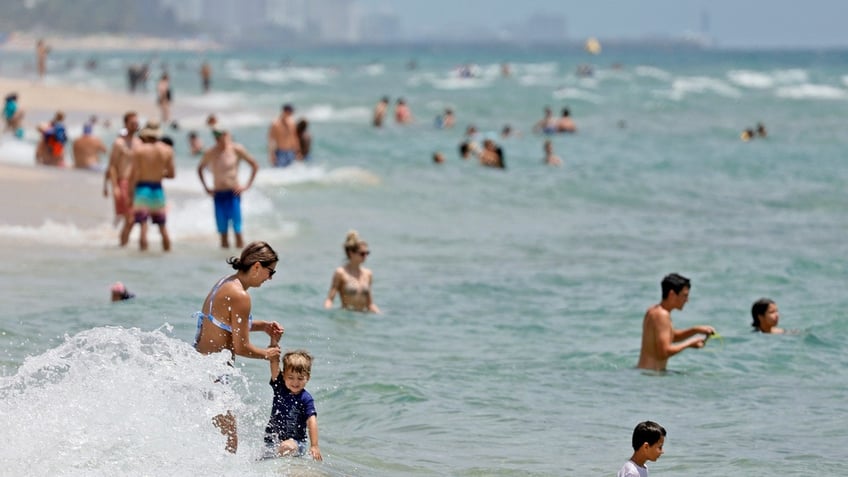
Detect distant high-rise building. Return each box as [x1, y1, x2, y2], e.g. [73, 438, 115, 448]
[307, 0, 359, 44]
[266, 0, 308, 34]
[359, 11, 401, 44]
[520, 12, 567, 43]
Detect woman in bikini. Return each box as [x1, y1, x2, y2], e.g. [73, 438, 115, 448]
[324, 230, 381, 313]
[194, 241, 284, 453]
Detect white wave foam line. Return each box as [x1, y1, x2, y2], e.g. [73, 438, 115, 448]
[552, 87, 603, 103]
[227, 66, 336, 86]
[428, 76, 493, 90]
[0, 220, 116, 247]
[774, 84, 847, 100]
[180, 91, 251, 110]
[634, 65, 673, 81]
[358, 63, 385, 76]
[301, 104, 371, 123]
[727, 70, 775, 89]
[254, 164, 380, 187]
[667, 76, 741, 100]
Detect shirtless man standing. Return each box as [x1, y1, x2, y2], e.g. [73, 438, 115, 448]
[197, 129, 259, 249]
[373, 96, 389, 127]
[637, 273, 715, 371]
[72, 123, 107, 170]
[105, 112, 142, 237]
[267, 104, 299, 167]
[36, 39, 50, 80]
[128, 121, 176, 251]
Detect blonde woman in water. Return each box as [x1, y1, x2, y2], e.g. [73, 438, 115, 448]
[324, 230, 381, 313]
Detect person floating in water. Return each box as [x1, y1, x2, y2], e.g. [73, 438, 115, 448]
[751, 298, 784, 334]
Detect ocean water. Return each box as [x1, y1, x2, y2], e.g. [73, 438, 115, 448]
[1, 45, 848, 476]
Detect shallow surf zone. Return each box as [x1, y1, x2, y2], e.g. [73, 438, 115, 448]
[0, 326, 337, 476]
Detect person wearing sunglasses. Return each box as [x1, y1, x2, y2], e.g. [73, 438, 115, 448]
[324, 230, 381, 313]
[193, 241, 284, 453]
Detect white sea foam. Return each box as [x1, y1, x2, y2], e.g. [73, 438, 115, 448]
[774, 83, 847, 100]
[551, 87, 603, 103]
[633, 65, 673, 81]
[665, 76, 742, 100]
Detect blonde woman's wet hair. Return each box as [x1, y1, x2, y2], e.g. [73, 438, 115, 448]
[344, 230, 367, 258]
[227, 241, 278, 271]
[283, 349, 313, 377]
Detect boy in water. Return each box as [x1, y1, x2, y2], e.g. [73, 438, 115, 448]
[264, 344, 323, 461]
[618, 421, 666, 477]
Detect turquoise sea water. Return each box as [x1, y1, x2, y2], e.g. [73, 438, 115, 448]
[1, 46, 848, 476]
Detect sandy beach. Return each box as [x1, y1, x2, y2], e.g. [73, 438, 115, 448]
[0, 76, 158, 230]
[0, 76, 157, 120]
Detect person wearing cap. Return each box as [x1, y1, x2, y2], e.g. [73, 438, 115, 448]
[127, 120, 175, 251]
[198, 129, 259, 249]
[106, 111, 143, 241]
[72, 122, 108, 171]
[110, 282, 135, 302]
[267, 103, 299, 167]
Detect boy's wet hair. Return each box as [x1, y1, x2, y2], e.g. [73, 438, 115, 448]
[631, 421, 666, 451]
[283, 350, 313, 377]
[661, 273, 690, 299]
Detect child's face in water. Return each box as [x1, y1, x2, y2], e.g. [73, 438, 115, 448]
[283, 369, 309, 394]
[646, 436, 665, 462]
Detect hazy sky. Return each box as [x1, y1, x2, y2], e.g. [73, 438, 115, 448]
[358, 0, 848, 48]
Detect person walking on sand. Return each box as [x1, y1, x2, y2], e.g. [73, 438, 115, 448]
[72, 123, 108, 171]
[105, 112, 143, 237]
[324, 230, 381, 313]
[194, 241, 284, 454]
[197, 128, 259, 249]
[127, 121, 175, 252]
[637, 273, 715, 371]
[36, 39, 50, 80]
[157, 72, 172, 124]
[267, 104, 299, 167]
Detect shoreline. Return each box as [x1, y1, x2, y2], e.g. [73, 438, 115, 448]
[0, 32, 222, 53]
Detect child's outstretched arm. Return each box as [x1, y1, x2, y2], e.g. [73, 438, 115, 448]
[306, 415, 322, 461]
[269, 336, 281, 380]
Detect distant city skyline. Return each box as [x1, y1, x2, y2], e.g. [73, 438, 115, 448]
[357, 0, 848, 48]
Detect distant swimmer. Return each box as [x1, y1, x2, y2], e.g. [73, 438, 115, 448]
[533, 107, 556, 135]
[200, 61, 212, 93]
[72, 122, 108, 171]
[395, 98, 413, 124]
[324, 230, 381, 313]
[756, 122, 767, 138]
[296, 118, 311, 161]
[267, 104, 299, 167]
[740, 128, 755, 141]
[432, 151, 445, 164]
[373, 96, 389, 127]
[434, 108, 455, 129]
[543, 140, 562, 167]
[556, 107, 577, 133]
[637, 273, 715, 371]
[751, 298, 785, 334]
[479, 138, 505, 169]
[110, 281, 135, 302]
[188, 131, 204, 155]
